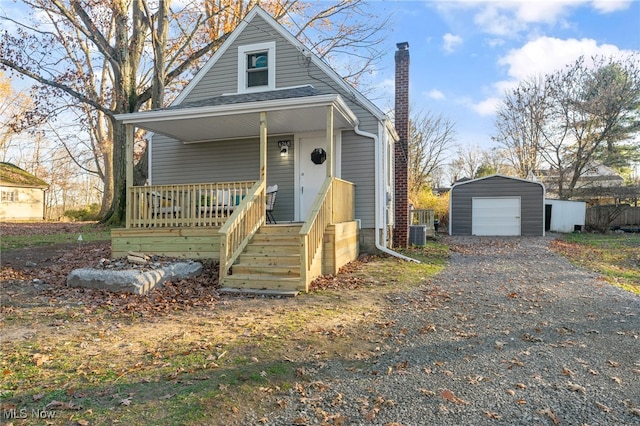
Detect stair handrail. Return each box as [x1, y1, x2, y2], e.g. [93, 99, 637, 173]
[299, 177, 333, 291]
[219, 179, 266, 283]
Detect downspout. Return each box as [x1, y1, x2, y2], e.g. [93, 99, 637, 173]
[354, 123, 419, 263]
[43, 187, 48, 221]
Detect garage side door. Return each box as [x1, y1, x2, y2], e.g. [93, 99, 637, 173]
[472, 197, 521, 236]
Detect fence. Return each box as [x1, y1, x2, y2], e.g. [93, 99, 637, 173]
[585, 205, 640, 230]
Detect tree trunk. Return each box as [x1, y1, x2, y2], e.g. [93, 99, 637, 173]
[102, 119, 127, 225]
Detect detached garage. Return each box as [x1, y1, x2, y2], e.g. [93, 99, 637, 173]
[449, 175, 545, 236]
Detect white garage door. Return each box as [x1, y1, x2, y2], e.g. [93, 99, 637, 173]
[472, 197, 521, 236]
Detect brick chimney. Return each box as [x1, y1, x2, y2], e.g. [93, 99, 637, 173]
[394, 41, 409, 248]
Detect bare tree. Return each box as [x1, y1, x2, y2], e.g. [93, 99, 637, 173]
[494, 55, 640, 199]
[0, 71, 31, 161]
[492, 76, 547, 178]
[542, 56, 640, 199]
[408, 110, 456, 196]
[448, 144, 485, 183]
[0, 0, 388, 224]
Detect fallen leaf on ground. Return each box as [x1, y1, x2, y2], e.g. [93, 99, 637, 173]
[561, 367, 574, 377]
[440, 389, 468, 405]
[484, 410, 501, 419]
[419, 388, 435, 397]
[567, 382, 586, 394]
[32, 353, 50, 366]
[159, 393, 175, 400]
[538, 408, 560, 425]
[45, 400, 81, 410]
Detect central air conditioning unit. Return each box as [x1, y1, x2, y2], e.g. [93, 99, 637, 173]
[409, 225, 427, 246]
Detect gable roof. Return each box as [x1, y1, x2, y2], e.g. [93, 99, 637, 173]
[171, 6, 387, 122]
[0, 162, 48, 188]
[451, 174, 545, 190]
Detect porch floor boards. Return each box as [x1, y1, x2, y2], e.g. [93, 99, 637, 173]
[223, 224, 303, 292]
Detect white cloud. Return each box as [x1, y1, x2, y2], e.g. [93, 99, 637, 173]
[439, 0, 633, 37]
[427, 89, 445, 100]
[591, 0, 632, 13]
[468, 36, 630, 118]
[442, 33, 463, 53]
[470, 96, 501, 116]
[498, 36, 623, 81]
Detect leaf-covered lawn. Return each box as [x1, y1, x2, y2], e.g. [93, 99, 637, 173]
[1, 221, 111, 250]
[0, 225, 449, 425]
[550, 233, 640, 295]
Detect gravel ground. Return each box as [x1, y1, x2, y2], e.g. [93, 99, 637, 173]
[254, 235, 640, 425]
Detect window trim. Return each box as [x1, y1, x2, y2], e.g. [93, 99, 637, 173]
[237, 42, 276, 93]
[1, 190, 17, 202]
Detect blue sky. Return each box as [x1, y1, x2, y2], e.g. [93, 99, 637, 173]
[366, 0, 640, 151]
[1, 0, 638, 157]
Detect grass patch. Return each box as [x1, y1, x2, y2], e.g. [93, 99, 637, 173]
[0, 228, 451, 424]
[1, 223, 111, 250]
[551, 233, 640, 295]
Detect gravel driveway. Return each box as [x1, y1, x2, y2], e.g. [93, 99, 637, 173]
[257, 235, 639, 425]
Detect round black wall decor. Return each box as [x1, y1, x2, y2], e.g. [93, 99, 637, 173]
[311, 148, 327, 165]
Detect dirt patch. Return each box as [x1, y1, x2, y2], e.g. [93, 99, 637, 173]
[0, 223, 445, 425]
[0, 221, 102, 237]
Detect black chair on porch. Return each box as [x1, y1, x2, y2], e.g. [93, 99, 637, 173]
[266, 184, 278, 224]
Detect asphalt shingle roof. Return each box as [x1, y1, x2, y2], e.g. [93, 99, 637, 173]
[0, 162, 49, 188]
[166, 86, 326, 111]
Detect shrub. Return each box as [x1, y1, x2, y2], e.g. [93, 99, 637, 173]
[64, 203, 100, 221]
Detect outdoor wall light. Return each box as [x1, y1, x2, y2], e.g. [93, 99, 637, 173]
[278, 140, 291, 156]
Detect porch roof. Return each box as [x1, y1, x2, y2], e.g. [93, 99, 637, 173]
[115, 86, 359, 143]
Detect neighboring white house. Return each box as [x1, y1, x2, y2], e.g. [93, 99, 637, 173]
[529, 163, 625, 199]
[0, 162, 48, 221]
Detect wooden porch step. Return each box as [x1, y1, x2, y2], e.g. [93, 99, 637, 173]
[232, 264, 300, 277]
[243, 244, 299, 255]
[236, 254, 300, 266]
[219, 287, 299, 297]
[258, 224, 302, 234]
[221, 223, 304, 292]
[222, 275, 301, 291]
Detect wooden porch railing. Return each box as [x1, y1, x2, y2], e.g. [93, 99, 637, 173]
[127, 181, 256, 228]
[218, 180, 266, 283]
[299, 177, 355, 290]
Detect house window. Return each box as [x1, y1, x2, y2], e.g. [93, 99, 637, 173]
[238, 42, 275, 92]
[247, 51, 268, 87]
[1, 190, 17, 202]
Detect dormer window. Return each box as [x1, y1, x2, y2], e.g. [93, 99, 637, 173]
[247, 52, 268, 87]
[238, 42, 275, 92]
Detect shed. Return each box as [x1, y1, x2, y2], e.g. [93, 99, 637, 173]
[449, 175, 545, 236]
[545, 199, 586, 233]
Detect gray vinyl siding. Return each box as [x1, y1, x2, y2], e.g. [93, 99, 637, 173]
[341, 130, 375, 228]
[181, 14, 379, 135]
[450, 176, 544, 236]
[152, 13, 384, 227]
[152, 135, 295, 222]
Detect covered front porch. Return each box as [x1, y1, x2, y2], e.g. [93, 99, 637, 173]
[113, 89, 360, 292]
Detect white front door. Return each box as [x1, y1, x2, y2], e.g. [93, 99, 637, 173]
[297, 135, 328, 220]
